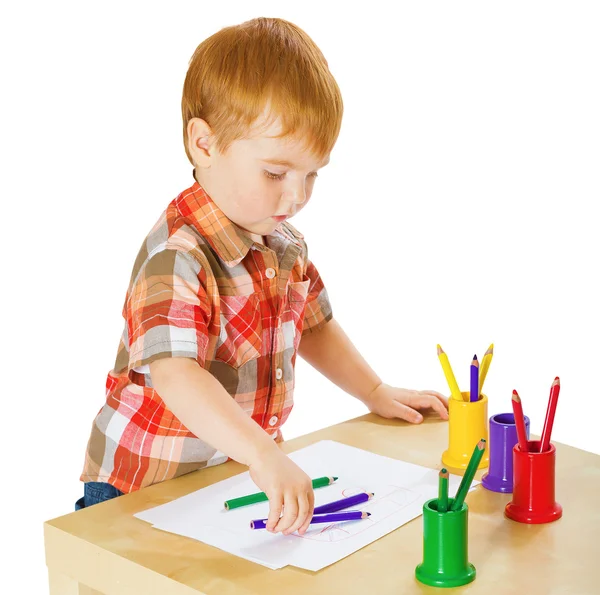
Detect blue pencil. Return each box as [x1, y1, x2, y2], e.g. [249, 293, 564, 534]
[313, 492, 374, 515]
[470, 355, 479, 402]
[250, 511, 370, 530]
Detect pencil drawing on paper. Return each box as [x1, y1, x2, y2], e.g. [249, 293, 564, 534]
[298, 484, 422, 542]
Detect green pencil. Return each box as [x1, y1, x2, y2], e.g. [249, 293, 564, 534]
[438, 468, 449, 512]
[450, 439, 486, 511]
[224, 476, 338, 510]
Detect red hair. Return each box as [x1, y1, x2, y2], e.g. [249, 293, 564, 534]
[182, 17, 343, 163]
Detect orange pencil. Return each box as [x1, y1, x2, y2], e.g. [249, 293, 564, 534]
[511, 390, 529, 453]
[539, 377, 560, 453]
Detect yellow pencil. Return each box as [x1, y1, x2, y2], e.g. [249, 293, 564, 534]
[437, 344, 463, 401]
[479, 343, 494, 393]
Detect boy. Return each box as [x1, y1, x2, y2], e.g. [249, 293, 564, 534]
[78, 17, 449, 537]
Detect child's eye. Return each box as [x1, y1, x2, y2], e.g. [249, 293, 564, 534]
[264, 171, 319, 181]
[264, 170, 285, 180]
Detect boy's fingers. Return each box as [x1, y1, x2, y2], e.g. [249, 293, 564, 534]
[266, 493, 284, 532]
[273, 493, 299, 534]
[429, 396, 449, 419]
[419, 390, 449, 408]
[392, 400, 422, 423]
[284, 492, 310, 535]
[299, 490, 315, 535]
[411, 394, 449, 420]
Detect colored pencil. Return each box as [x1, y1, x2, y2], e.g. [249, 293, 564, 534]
[450, 439, 486, 511]
[437, 344, 464, 401]
[470, 355, 479, 402]
[540, 377, 561, 453]
[511, 390, 529, 453]
[250, 511, 370, 530]
[314, 492, 374, 515]
[438, 468, 449, 512]
[224, 476, 338, 510]
[479, 343, 494, 393]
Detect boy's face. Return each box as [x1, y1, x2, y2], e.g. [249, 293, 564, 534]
[189, 113, 330, 240]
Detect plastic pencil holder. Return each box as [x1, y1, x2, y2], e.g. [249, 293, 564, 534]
[482, 413, 531, 493]
[442, 392, 489, 472]
[415, 498, 476, 588]
[505, 440, 562, 524]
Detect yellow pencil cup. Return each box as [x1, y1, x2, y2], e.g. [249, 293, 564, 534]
[442, 392, 490, 472]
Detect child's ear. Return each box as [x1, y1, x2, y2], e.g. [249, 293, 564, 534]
[187, 117, 214, 167]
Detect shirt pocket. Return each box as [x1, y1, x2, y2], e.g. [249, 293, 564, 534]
[215, 293, 262, 368]
[286, 279, 311, 351]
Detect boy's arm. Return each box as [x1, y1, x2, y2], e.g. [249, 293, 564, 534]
[298, 318, 382, 403]
[298, 318, 449, 422]
[149, 356, 316, 535]
[149, 357, 278, 466]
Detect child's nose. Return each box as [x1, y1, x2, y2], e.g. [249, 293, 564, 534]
[285, 186, 307, 204]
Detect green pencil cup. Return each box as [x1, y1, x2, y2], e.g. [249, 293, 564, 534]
[415, 498, 476, 588]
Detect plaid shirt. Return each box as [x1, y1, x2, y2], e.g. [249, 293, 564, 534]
[80, 178, 332, 493]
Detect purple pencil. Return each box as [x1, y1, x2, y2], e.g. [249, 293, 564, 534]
[250, 511, 370, 530]
[470, 355, 479, 402]
[314, 492, 374, 515]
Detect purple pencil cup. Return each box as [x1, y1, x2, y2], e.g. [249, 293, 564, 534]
[481, 413, 530, 493]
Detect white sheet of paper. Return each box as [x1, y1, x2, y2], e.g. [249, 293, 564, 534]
[135, 440, 480, 571]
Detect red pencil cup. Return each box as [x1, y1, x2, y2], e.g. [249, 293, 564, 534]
[505, 440, 563, 524]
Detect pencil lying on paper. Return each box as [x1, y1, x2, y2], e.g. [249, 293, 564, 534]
[250, 511, 371, 530]
[438, 468, 449, 512]
[539, 377, 560, 453]
[450, 439, 486, 511]
[313, 492, 374, 515]
[511, 390, 529, 453]
[224, 476, 338, 510]
[470, 355, 479, 402]
[479, 343, 494, 393]
[437, 344, 463, 401]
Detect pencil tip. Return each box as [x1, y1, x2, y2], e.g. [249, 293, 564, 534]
[333, 476, 338, 481]
[473, 354, 478, 360]
[554, 377, 560, 385]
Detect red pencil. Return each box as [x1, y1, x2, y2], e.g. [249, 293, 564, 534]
[511, 390, 529, 453]
[540, 377, 560, 453]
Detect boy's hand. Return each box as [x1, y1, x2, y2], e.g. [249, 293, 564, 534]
[248, 446, 315, 536]
[364, 383, 449, 423]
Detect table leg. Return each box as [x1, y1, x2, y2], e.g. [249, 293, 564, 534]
[48, 568, 104, 595]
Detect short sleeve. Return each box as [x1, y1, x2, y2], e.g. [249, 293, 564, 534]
[301, 248, 333, 336]
[125, 247, 212, 372]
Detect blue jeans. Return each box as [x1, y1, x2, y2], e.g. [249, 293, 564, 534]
[75, 481, 124, 511]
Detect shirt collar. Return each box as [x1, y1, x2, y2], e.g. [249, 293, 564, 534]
[175, 174, 304, 268]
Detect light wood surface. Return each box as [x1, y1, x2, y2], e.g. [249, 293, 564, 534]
[45, 413, 600, 594]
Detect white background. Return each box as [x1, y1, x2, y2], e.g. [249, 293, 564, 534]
[2, 1, 599, 592]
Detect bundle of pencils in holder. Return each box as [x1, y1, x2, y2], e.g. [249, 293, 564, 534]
[505, 377, 563, 525]
[438, 439, 486, 513]
[437, 344, 494, 402]
[512, 377, 561, 453]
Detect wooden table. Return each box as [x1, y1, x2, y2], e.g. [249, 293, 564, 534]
[44, 413, 600, 594]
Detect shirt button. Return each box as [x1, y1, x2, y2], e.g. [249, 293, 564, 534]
[269, 415, 278, 426]
[265, 268, 276, 279]
[275, 367, 283, 380]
